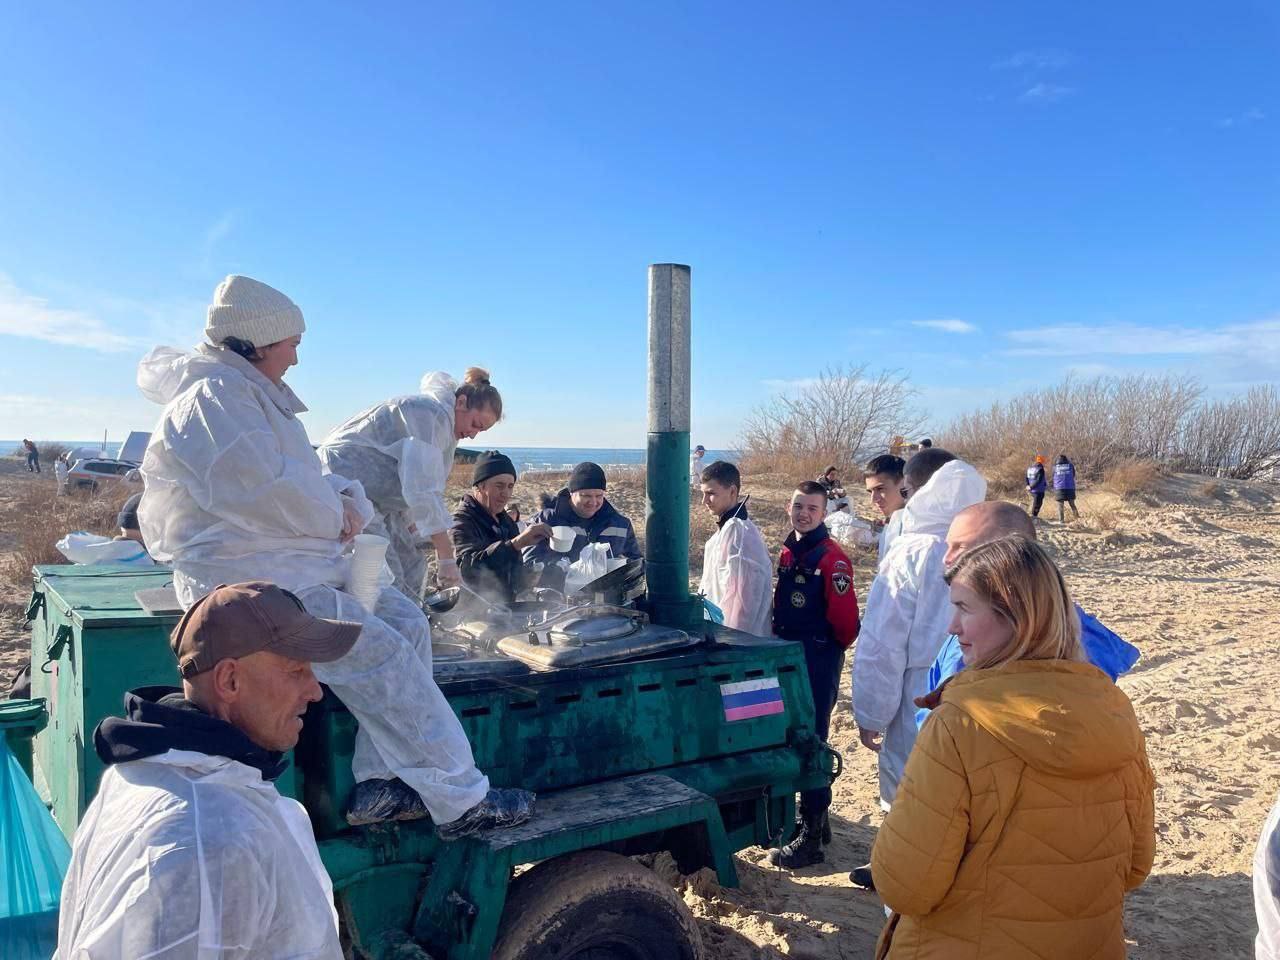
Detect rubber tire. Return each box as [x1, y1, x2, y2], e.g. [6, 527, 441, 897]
[491, 851, 704, 960]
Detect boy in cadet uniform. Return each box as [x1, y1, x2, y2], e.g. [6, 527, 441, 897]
[769, 480, 861, 869]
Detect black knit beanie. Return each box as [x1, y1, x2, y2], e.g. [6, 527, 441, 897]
[118, 493, 143, 531]
[568, 461, 607, 492]
[472, 450, 517, 486]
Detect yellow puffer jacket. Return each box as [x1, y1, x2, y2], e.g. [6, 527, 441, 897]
[872, 659, 1156, 960]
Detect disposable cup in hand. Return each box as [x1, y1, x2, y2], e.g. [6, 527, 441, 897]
[550, 526, 575, 553]
[348, 533, 390, 610]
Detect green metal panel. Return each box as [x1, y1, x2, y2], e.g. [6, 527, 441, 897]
[28, 565, 297, 839]
[0, 698, 48, 781]
[644, 431, 702, 631]
[299, 634, 818, 840]
[31, 564, 838, 959]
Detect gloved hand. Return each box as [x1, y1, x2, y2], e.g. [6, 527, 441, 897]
[437, 557, 462, 588]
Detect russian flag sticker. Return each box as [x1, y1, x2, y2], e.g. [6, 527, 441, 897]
[721, 677, 785, 722]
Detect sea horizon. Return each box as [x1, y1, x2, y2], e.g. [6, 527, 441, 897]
[4, 440, 739, 471]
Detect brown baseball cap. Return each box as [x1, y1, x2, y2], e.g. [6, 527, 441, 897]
[172, 581, 361, 679]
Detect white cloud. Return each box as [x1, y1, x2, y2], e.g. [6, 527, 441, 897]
[198, 210, 238, 272]
[911, 318, 977, 334]
[993, 49, 1072, 71]
[761, 377, 822, 394]
[1004, 318, 1280, 358]
[1217, 108, 1265, 129]
[0, 274, 140, 352]
[1019, 83, 1076, 105]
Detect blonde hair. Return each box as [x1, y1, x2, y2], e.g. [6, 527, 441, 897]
[455, 366, 503, 419]
[943, 536, 1083, 670]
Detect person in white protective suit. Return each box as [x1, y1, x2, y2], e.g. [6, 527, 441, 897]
[56, 581, 361, 960]
[317, 369, 502, 600]
[1258, 789, 1280, 960]
[849, 448, 986, 888]
[696, 460, 772, 636]
[136, 275, 532, 832]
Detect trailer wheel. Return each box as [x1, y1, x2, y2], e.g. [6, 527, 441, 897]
[491, 850, 704, 960]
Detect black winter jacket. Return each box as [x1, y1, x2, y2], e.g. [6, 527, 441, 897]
[450, 494, 527, 603]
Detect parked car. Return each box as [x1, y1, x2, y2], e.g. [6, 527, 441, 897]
[66, 458, 141, 493]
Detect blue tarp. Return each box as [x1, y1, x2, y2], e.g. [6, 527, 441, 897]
[0, 740, 70, 959]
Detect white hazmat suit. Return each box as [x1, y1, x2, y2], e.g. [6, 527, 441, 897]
[136, 345, 489, 824]
[317, 373, 459, 599]
[699, 506, 773, 637]
[851, 459, 987, 808]
[56, 749, 342, 959]
[1257, 791, 1280, 960]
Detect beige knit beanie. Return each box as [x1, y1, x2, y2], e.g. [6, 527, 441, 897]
[204, 275, 306, 348]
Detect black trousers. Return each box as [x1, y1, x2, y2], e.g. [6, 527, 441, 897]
[1030, 491, 1044, 516]
[796, 633, 844, 819]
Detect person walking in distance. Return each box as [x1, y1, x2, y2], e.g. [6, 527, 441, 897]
[1054, 453, 1079, 522]
[1026, 455, 1047, 518]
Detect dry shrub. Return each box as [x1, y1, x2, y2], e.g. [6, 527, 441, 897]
[1198, 479, 1225, 500]
[738, 449, 837, 487]
[1102, 460, 1161, 498]
[1090, 502, 1122, 533]
[0, 481, 134, 596]
[984, 452, 1035, 498]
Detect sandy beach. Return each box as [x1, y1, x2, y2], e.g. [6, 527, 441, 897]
[1, 460, 1273, 957]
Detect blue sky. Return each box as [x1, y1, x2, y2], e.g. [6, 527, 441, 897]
[1, 2, 1276, 448]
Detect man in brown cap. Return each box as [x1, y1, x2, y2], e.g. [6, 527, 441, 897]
[57, 582, 359, 959]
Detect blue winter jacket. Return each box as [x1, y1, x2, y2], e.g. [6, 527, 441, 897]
[1026, 463, 1047, 494]
[1053, 461, 1077, 490]
[523, 488, 642, 569]
[915, 606, 1139, 730]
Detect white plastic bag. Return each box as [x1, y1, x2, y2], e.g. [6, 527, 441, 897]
[55, 532, 154, 567]
[826, 511, 875, 548]
[564, 543, 611, 595]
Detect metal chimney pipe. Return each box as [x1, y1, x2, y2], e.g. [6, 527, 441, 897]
[644, 264, 699, 629]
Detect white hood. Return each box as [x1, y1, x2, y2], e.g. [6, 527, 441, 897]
[420, 371, 459, 406]
[900, 460, 988, 538]
[138, 343, 307, 416]
[136, 345, 225, 405]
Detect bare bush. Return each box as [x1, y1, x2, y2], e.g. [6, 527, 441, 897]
[945, 374, 1202, 480]
[1175, 385, 1280, 480]
[1103, 459, 1161, 498]
[1197, 479, 1225, 500]
[738, 365, 924, 478]
[1090, 502, 1121, 533]
[983, 451, 1034, 498]
[944, 373, 1280, 482]
[0, 481, 133, 598]
[8, 441, 70, 463]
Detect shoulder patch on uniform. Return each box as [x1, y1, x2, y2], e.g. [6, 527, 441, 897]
[832, 570, 852, 595]
[832, 558, 851, 571]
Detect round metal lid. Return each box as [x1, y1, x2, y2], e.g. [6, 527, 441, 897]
[431, 642, 472, 662]
[552, 614, 641, 644]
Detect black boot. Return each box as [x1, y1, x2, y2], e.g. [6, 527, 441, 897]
[767, 813, 825, 869]
[436, 788, 536, 841]
[345, 778, 428, 826]
[849, 862, 876, 890]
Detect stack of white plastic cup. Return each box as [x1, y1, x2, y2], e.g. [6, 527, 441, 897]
[347, 533, 390, 612]
[550, 526, 575, 552]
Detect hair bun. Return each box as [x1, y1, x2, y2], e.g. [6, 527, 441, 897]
[464, 366, 491, 386]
